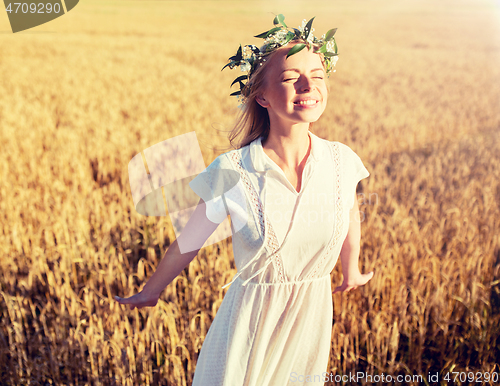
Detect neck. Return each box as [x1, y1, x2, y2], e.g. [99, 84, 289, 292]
[261, 122, 311, 172]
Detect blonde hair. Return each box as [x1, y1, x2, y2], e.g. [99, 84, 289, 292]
[227, 42, 329, 150]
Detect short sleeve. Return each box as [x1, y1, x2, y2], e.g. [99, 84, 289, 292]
[338, 142, 370, 210]
[188, 154, 237, 224]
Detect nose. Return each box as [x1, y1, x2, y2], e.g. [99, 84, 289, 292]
[298, 75, 314, 92]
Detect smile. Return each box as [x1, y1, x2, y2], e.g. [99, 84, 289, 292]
[294, 100, 319, 106]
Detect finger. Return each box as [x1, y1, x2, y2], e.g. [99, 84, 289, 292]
[115, 296, 137, 306]
[334, 283, 349, 294]
[332, 285, 343, 294]
[115, 295, 129, 304]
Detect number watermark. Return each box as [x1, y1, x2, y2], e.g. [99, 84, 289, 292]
[289, 370, 499, 384]
[4, 1, 79, 33]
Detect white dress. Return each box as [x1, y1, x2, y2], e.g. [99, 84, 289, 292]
[188, 131, 370, 386]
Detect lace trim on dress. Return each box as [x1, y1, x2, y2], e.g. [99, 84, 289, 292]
[228, 151, 286, 285]
[305, 141, 343, 280]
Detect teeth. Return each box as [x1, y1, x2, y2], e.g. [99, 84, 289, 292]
[296, 100, 317, 105]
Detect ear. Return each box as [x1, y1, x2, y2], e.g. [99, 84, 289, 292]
[255, 94, 269, 108]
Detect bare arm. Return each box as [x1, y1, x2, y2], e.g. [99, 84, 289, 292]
[333, 192, 374, 294]
[115, 198, 221, 310]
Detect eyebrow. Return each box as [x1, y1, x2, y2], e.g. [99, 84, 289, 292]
[280, 68, 324, 75]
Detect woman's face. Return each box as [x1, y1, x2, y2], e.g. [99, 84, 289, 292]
[256, 44, 328, 129]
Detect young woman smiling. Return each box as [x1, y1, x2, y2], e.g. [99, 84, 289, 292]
[115, 14, 374, 386]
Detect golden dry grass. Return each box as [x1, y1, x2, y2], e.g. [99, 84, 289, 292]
[0, 0, 499, 385]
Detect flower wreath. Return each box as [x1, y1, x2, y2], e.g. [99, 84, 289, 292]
[222, 14, 338, 106]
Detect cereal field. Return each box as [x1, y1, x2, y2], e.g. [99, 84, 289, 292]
[0, 0, 499, 385]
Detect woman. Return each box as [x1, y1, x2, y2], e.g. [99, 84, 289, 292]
[115, 14, 374, 385]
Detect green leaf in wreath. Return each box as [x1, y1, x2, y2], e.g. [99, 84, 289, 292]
[229, 45, 243, 62]
[221, 61, 237, 71]
[273, 14, 287, 28]
[283, 31, 295, 46]
[316, 43, 327, 54]
[254, 30, 271, 39]
[231, 75, 249, 87]
[304, 17, 315, 40]
[286, 43, 306, 59]
[265, 26, 283, 38]
[324, 28, 337, 41]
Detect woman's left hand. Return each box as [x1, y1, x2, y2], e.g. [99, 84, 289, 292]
[333, 271, 374, 294]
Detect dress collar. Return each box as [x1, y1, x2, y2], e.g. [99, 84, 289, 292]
[249, 130, 324, 173]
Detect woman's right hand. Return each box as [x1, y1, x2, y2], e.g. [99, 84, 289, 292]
[114, 289, 160, 310]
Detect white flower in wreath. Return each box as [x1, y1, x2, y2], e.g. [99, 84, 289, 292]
[298, 19, 307, 33]
[327, 40, 336, 53]
[306, 31, 315, 46]
[331, 55, 339, 67]
[274, 29, 289, 45]
[237, 95, 246, 109]
[240, 61, 251, 72]
[242, 46, 250, 60]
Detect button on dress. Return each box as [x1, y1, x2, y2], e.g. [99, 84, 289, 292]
[188, 131, 370, 386]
